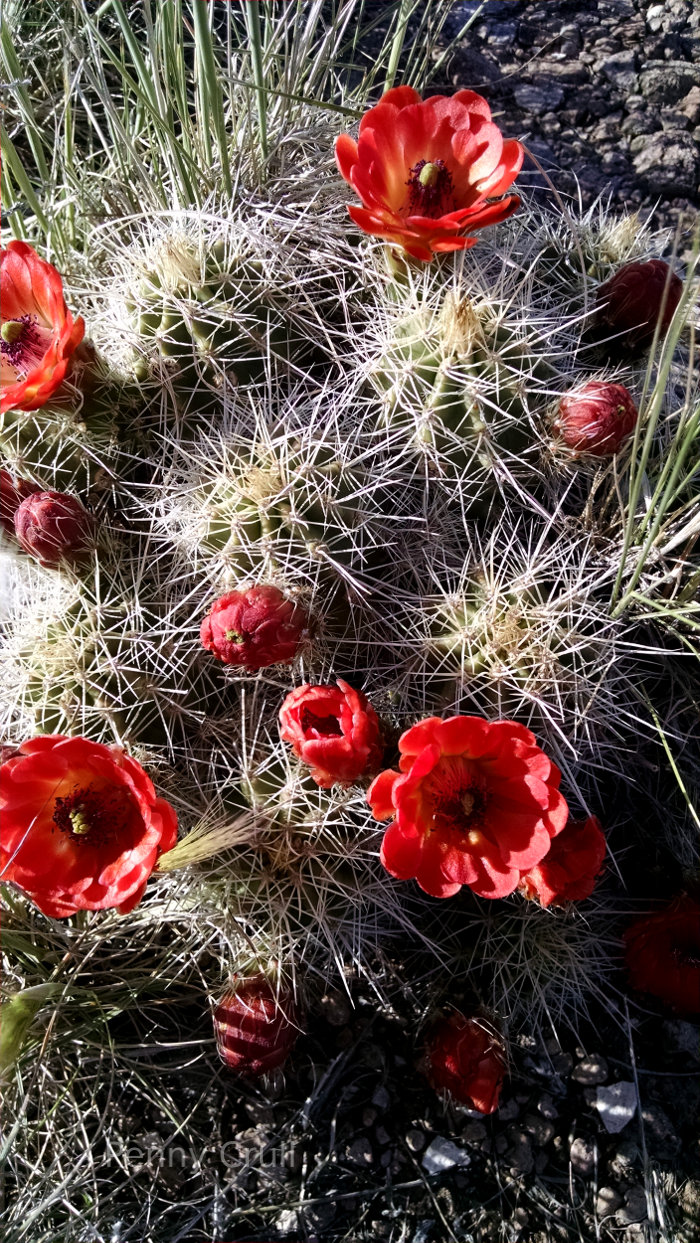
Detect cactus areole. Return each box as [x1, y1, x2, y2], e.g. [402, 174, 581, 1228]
[0, 241, 85, 414]
[335, 86, 524, 261]
[368, 715, 568, 899]
[0, 736, 177, 918]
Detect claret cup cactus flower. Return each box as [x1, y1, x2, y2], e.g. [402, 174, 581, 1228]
[200, 584, 308, 670]
[518, 815, 607, 908]
[424, 1012, 507, 1114]
[595, 259, 683, 352]
[335, 87, 523, 261]
[279, 678, 384, 788]
[0, 241, 85, 413]
[553, 380, 638, 457]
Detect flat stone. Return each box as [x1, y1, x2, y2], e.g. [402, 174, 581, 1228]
[513, 83, 566, 112]
[596, 50, 639, 90]
[497, 1097, 520, 1122]
[422, 1137, 471, 1174]
[569, 1135, 596, 1176]
[595, 1081, 638, 1134]
[596, 1186, 624, 1217]
[572, 1055, 609, 1085]
[679, 86, 700, 125]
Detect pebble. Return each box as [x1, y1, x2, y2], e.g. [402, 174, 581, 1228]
[615, 1185, 649, 1226]
[608, 1138, 642, 1179]
[572, 1055, 609, 1085]
[506, 1128, 534, 1176]
[536, 1093, 559, 1120]
[595, 1081, 638, 1134]
[662, 1019, 700, 1058]
[371, 1085, 391, 1111]
[405, 1128, 426, 1153]
[513, 83, 566, 112]
[347, 1137, 374, 1167]
[276, 1209, 299, 1236]
[569, 1136, 597, 1176]
[461, 1120, 487, 1145]
[522, 1113, 555, 1146]
[422, 1137, 471, 1174]
[596, 1186, 623, 1217]
[496, 1097, 520, 1122]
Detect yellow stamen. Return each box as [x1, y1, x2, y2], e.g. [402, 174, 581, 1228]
[468, 829, 483, 847]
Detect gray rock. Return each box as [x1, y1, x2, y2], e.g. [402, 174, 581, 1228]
[632, 130, 700, 196]
[347, 1137, 374, 1167]
[615, 1185, 649, 1226]
[422, 1136, 470, 1174]
[513, 83, 566, 112]
[663, 1019, 700, 1058]
[569, 1135, 597, 1176]
[572, 1055, 609, 1085]
[596, 1081, 638, 1134]
[276, 1209, 300, 1236]
[536, 1093, 559, 1120]
[461, 1120, 487, 1145]
[608, 1138, 641, 1179]
[646, 4, 666, 34]
[551, 1051, 574, 1076]
[497, 1097, 520, 1122]
[596, 1186, 624, 1217]
[522, 1112, 555, 1146]
[640, 61, 700, 106]
[680, 86, 700, 125]
[596, 50, 639, 90]
[371, 1085, 391, 1111]
[506, 1127, 534, 1176]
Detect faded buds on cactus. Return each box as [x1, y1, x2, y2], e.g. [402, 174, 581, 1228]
[279, 678, 384, 788]
[213, 975, 299, 1076]
[424, 1013, 507, 1113]
[13, 490, 94, 566]
[553, 380, 638, 456]
[595, 259, 683, 352]
[200, 584, 308, 670]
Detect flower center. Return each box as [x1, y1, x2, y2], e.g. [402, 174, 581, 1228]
[0, 314, 44, 372]
[52, 783, 133, 847]
[406, 159, 454, 217]
[425, 757, 488, 838]
[300, 708, 343, 738]
[225, 629, 245, 644]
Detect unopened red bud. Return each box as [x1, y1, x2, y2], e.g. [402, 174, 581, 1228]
[200, 584, 307, 670]
[1, 469, 38, 535]
[553, 380, 638, 457]
[595, 259, 683, 352]
[213, 975, 299, 1076]
[13, 489, 94, 566]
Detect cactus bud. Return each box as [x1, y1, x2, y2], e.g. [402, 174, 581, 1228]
[200, 584, 307, 669]
[13, 490, 95, 566]
[553, 380, 638, 457]
[213, 975, 299, 1076]
[595, 259, 683, 352]
[424, 1013, 507, 1114]
[279, 678, 384, 788]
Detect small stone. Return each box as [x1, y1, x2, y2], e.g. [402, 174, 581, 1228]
[609, 1138, 641, 1179]
[422, 1137, 470, 1174]
[537, 1094, 559, 1120]
[371, 1085, 391, 1111]
[513, 83, 565, 112]
[461, 1120, 487, 1145]
[596, 50, 638, 90]
[680, 86, 700, 125]
[522, 1113, 555, 1146]
[572, 1056, 609, 1085]
[276, 1209, 299, 1236]
[506, 1128, 534, 1177]
[362, 1107, 378, 1128]
[595, 1081, 638, 1134]
[596, 1186, 624, 1217]
[640, 61, 700, 107]
[551, 1052, 574, 1076]
[405, 1128, 426, 1153]
[347, 1137, 374, 1167]
[646, 4, 665, 32]
[375, 1126, 391, 1146]
[616, 1185, 648, 1226]
[569, 1136, 596, 1176]
[497, 1097, 520, 1122]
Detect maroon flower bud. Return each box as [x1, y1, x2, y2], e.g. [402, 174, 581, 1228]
[595, 259, 683, 352]
[0, 469, 38, 536]
[553, 380, 638, 457]
[424, 1013, 507, 1114]
[13, 490, 94, 566]
[213, 975, 299, 1076]
[200, 584, 307, 670]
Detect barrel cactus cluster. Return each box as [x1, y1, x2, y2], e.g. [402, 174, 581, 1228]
[0, 2, 698, 1238]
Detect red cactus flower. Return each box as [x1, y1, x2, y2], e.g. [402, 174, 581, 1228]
[596, 259, 683, 352]
[0, 469, 37, 536]
[200, 585, 307, 670]
[553, 380, 638, 457]
[279, 678, 384, 788]
[425, 1012, 507, 1113]
[213, 975, 299, 1077]
[0, 735, 177, 918]
[13, 489, 94, 566]
[1, 241, 85, 414]
[518, 814, 606, 908]
[624, 896, 700, 1015]
[368, 715, 568, 900]
[335, 86, 523, 262]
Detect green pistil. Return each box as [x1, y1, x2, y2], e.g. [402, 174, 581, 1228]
[225, 629, 244, 644]
[69, 805, 92, 836]
[418, 162, 440, 189]
[1, 320, 24, 345]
